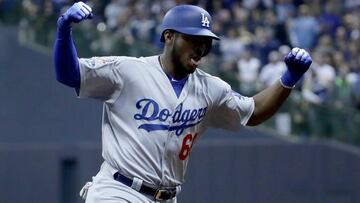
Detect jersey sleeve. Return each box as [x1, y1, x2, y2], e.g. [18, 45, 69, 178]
[77, 56, 125, 103]
[210, 82, 255, 130]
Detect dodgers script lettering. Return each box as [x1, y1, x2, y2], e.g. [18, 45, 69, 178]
[134, 98, 207, 136]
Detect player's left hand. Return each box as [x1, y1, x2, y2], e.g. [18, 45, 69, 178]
[280, 47, 312, 88]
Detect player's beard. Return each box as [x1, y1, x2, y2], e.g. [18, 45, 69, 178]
[171, 40, 195, 76]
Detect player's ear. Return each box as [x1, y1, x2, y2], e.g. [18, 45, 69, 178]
[163, 30, 175, 43]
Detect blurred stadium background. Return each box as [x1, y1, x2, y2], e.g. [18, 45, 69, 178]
[0, 0, 359, 203]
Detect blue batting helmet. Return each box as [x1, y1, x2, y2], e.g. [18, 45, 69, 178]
[160, 5, 220, 56]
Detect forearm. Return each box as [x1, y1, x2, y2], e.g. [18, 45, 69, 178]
[246, 47, 312, 126]
[53, 17, 80, 88]
[247, 81, 291, 126]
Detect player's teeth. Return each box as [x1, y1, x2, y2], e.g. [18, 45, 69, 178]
[191, 58, 200, 66]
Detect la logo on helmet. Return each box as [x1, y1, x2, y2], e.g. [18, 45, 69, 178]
[201, 13, 210, 27]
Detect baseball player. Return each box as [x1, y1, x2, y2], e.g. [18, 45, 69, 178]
[53, 2, 312, 203]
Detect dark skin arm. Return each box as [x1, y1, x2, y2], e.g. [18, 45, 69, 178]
[246, 47, 312, 126]
[247, 81, 291, 126]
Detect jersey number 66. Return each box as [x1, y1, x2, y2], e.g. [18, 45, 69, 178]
[179, 133, 198, 160]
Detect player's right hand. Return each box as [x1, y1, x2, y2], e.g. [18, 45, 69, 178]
[62, 1, 93, 24]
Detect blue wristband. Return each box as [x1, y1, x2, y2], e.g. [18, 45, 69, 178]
[57, 15, 72, 38]
[280, 70, 301, 88]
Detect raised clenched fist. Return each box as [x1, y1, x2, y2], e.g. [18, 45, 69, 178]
[62, 1, 93, 24]
[281, 47, 312, 88]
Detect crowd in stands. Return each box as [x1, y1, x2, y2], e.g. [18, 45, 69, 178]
[1, 0, 360, 111]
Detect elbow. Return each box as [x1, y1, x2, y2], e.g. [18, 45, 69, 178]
[246, 112, 260, 126]
[57, 76, 80, 88]
[53, 58, 80, 88]
[55, 68, 80, 88]
[246, 116, 263, 126]
[246, 110, 272, 126]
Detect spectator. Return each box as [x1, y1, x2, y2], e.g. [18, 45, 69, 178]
[104, 0, 129, 31]
[334, 26, 349, 52]
[258, 50, 287, 88]
[315, 34, 335, 54]
[231, 2, 250, 27]
[112, 8, 135, 54]
[242, 0, 261, 10]
[318, 1, 342, 37]
[252, 26, 280, 65]
[287, 4, 319, 49]
[333, 51, 356, 108]
[219, 27, 245, 62]
[130, 1, 156, 43]
[237, 49, 261, 95]
[302, 51, 336, 104]
[344, 0, 360, 10]
[274, 0, 296, 23]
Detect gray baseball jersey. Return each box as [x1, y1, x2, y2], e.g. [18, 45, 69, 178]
[78, 55, 254, 187]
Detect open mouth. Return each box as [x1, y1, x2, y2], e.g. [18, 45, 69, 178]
[190, 55, 201, 67]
